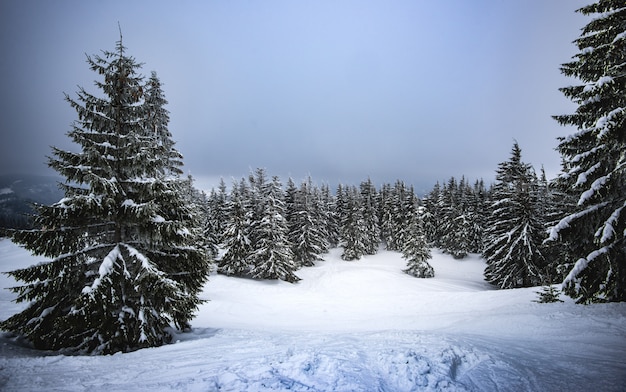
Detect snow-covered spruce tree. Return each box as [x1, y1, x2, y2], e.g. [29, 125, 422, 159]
[340, 186, 367, 261]
[403, 207, 434, 278]
[549, 2, 626, 303]
[284, 178, 302, 267]
[183, 175, 218, 259]
[360, 178, 380, 255]
[535, 168, 571, 279]
[440, 177, 473, 259]
[469, 179, 488, 253]
[0, 38, 209, 354]
[218, 179, 253, 276]
[288, 179, 328, 267]
[145, 72, 217, 263]
[140, 72, 211, 330]
[207, 178, 228, 244]
[311, 182, 332, 254]
[483, 142, 546, 289]
[320, 183, 340, 248]
[381, 180, 411, 251]
[249, 175, 300, 282]
[378, 183, 395, 249]
[422, 181, 442, 246]
[143, 71, 183, 176]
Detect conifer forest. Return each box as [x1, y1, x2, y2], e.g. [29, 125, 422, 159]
[0, 4, 624, 390]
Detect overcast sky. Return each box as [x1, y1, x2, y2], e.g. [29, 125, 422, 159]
[0, 0, 589, 192]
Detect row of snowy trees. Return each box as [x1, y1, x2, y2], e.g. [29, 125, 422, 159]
[423, 176, 488, 259]
[420, 142, 570, 290]
[202, 141, 566, 291]
[204, 172, 434, 282]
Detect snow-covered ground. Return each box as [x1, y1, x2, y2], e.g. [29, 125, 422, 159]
[1, 238, 625, 391]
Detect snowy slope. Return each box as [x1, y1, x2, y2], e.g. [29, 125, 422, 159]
[1, 239, 625, 391]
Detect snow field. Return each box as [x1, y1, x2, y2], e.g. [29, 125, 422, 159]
[1, 239, 626, 391]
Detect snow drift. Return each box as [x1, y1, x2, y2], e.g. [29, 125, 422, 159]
[1, 239, 625, 391]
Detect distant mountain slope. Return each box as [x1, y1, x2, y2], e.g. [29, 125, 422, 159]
[0, 174, 64, 229]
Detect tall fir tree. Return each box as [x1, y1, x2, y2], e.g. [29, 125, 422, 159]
[143, 71, 183, 176]
[403, 207, 434, 278]
[218, 179, 253, 276]
[1, 37, 209, 354]
[181, 175, 218, 260]
[439, 177, 472, 259]
[360, 178, 380, 255]
[207, 178, 228, 244]
[340, 186, 367, 261]
[289, 179, 328, 267]
[483, 142, 546, 289]
[249, 175, 300, 282]
[321, 183, 340, 248]
[381, 180, 412, 251]
[422, 181, 442, 246]
[549, 1, 626, 303]
[469, 179, 488, 253]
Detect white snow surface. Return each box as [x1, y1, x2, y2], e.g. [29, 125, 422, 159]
[1, 239, 625, 391]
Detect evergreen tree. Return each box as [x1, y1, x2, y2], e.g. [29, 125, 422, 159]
[314, 183, 333, 252]
[403, 207, 435, 278]
[469, 179, 488, 253]
[549, 1, 626, 303]
[284, 177, 301, 266]
[340, 186, 367, 261]
[1, 37, 209, 354]
[422, 182, 442, 246]
[534, 270, 564, 303]
[439, 177, 469, 258]
[289, 179, 328, 267]
[379, 182, 395, 249]
[483, 142, 546, 289]
[544, 172, 578, 280]
[182, 175, 218, 260]
[143, 71, 183, 176]
[249, 175, 300, 282]
[321, 183, 340, 248]
[207, 178, 228, 243]
[360, 178, 380, 255]
[218, 180, 252, 276]
[382, 180, 411, 251]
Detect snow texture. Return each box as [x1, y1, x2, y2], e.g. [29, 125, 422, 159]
[82, 244, 120, 295]
[1, 240, 625, 391]
[578, 175, 609, 206]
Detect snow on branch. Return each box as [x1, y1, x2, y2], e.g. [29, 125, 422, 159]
[613, 30, 626, 44]
[82, 245, 121, 295]
[547, 201, 610, 241]
[600, 201, 626, 244]
[596, 107, 623, 139]
[583, 76, 614, 93]
[26, 305, 57, 326]
[578, 175, 609, 206]
[576, 162, 602, 186]
[571, 144, 606, 165]
[563, 126, 593, 143]
[590, 6, 626, 23]
[562, 245, 611, 289]
[123, 243, 154, 272]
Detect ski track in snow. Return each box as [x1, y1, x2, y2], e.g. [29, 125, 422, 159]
[1, 240, 626, 391]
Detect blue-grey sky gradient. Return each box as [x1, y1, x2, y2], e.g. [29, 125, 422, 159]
[0, 0, 589, 192]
